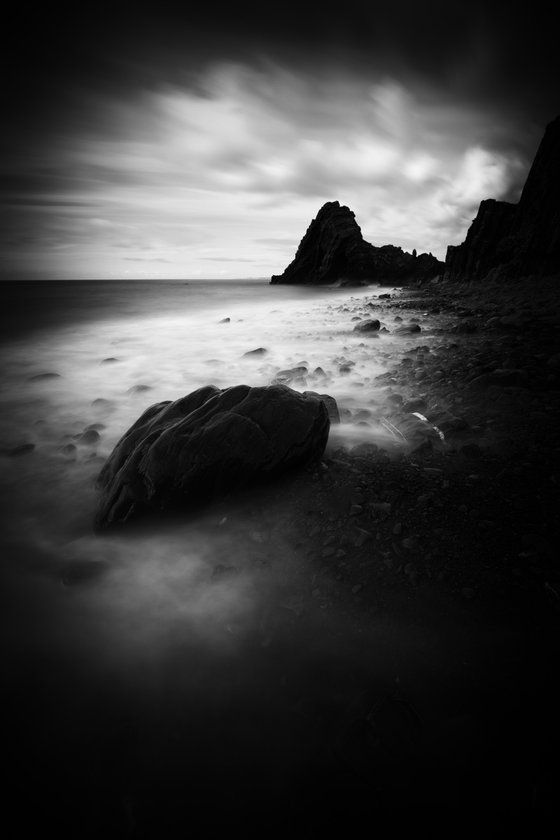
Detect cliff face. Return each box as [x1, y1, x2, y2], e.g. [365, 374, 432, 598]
[445, 116, 560, 281]
[270, 201, 444, 285]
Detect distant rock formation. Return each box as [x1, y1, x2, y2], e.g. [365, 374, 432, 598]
[270, 201, 444, 285]
[94, 384, 331, 529]
[445, 115, 560, 281]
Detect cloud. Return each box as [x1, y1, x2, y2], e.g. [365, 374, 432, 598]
[1, 57, 543, 277]
[201, 257, 256, 262]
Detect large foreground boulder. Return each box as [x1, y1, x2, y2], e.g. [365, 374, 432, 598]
[94, 384, 331, 529]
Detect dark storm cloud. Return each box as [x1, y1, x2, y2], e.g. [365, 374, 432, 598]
[4, 2, 557, 132]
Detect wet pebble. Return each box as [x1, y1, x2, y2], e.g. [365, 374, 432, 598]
[27, 372, 61, 381]
[75, 429, 101, 445]
[243, 348, 267, 357]
[5, 443, 35, 457]
[60, 443, 77, 459]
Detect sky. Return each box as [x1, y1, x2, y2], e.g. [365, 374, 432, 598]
[1, 1, 558, 280]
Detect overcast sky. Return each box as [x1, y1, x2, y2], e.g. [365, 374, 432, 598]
[1, 1, 557, 279]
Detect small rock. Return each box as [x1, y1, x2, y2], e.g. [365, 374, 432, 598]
[6, 443, 35, 457]
[394, 324, 421, 335]
[75, 429, 100, 445]
[28, 372, 61, 381]
[242, 348, 267, 357]
[353, 319, 381, 333]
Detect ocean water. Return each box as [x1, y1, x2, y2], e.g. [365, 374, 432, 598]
[1, 278, 471, 825]
[1, 277, 413, 619]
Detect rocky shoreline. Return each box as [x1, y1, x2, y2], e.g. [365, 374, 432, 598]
[121, 276, 558, 818]
[209, 277, 560, 625]
[4, 278, 559, 833]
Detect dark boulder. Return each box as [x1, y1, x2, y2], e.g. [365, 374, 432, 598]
[445, 115, 560, 281]
[94, 384, 331, 529]
[270, 201, 443, 285]
[353, 318, 381, 333]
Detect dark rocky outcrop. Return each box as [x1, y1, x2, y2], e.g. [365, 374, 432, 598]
[94, 384, 331, 529]
[271, 201, 444, 286]
[445, 115, 560, 281]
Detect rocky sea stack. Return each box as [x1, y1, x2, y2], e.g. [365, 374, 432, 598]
[445, 115, 560, 282]
[270, 201, 444, 286]
[94, 384, 331, 529]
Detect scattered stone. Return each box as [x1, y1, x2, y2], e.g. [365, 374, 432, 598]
[273, 367, 308, 385]
[27, 372, 61, 381]
[243, 348, 268, 357]
[394, 324, 421, 335]
[60, 443, 77, 458]
[75, 429, 100, 445]
[353, 319, 381, 333]
[5, 443, 35, 456]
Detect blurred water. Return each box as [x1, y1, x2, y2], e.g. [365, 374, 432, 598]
[0, 279, 526, 826]
[0, 277, 424, 639]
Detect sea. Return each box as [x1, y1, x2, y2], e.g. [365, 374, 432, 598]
[0, 277, 409, 550]
[0, 277, 469, 827]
